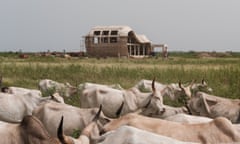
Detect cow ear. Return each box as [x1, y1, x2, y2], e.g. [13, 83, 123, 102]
[103, 118, 111, 123]
[190, 80, 196, 87]
[202, 78, 207, 85]
[50, 94, 57, 101]
[50, 94, 54, 99]
[205, 98, 218, 107]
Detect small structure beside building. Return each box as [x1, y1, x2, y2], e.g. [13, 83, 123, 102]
[84, 25, 167, 58]
[152, 44, 168, 59]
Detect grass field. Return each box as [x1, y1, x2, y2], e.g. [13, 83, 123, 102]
[0, 52, 240, 106]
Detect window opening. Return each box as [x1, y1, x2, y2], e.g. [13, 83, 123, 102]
[102, 31, 109, 35]
[93, 37, 99, 44]
[111, 30, 118, 35]
[94, 31, 101, 35]
[110, 37, 117, 43]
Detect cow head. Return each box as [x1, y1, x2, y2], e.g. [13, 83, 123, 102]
[160, 84, 182, 101]
[179, 79, 213, 100]
[140, 78, 165, 116]
[191, 79, 213, 93]
[61, 105, 102, 144]
[179, 81, 193, 99]
[57, 105, 103, 144]
[50, 93, 65, 103]
[65, 82, 78, 97]
[21, 115, 61, 144]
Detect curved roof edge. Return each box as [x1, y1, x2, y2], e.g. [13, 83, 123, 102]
[136, 35, 151, 43]
[86, 25, 151, 43]
[88, 25, 133, 37]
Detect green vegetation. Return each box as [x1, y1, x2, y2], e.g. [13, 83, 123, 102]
[0, 52, 240, 106]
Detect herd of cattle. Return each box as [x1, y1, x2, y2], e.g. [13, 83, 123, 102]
[0, 76, 240, 144]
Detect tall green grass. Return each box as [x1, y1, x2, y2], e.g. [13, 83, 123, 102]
[0, 54, 240, 106]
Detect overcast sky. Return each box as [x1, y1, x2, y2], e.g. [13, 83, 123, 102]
[0, 0, 240, 52]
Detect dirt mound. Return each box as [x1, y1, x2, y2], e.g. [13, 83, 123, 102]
[197, 52, 232, 58]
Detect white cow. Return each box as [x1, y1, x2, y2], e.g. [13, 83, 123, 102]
[80, 79, 165, 118]
[58, 106, 104, 144]
[164, 113, 213, 124]
[134, 79, 182, 100]
[33, 101, 109, 137]
[97, 126, 198, 144]
[78, 82, 123, 92]
[0, 113, 101, 144]
[39, 79, 77, 97]
[1, 86, 42, 96]
[141, 104, 190, 119]
[134, 79, 166, 92]
[0, 92, 64, 123]
[135, 79, 212, 101]
[0, 115, 62, 144]
[102, 113, 240, 144]
[186, 91, 240, 123]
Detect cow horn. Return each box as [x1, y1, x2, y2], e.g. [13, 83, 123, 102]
[178, 81, 183, 89]
[92, 105, 102, 122]
[152, 77, 156, 92]
[115, 102, 124, 118]
[57, 116, 66, 143]
[202, 78, 207, 85]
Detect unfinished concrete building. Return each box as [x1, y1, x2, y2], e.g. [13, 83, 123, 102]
[84, 25, 153, 58]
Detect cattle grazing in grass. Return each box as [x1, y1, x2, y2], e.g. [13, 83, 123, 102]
[186, 91, 240, 123]
[0, 115, 60, 144]
[135, 79, 212, 101]
[101, 113, 240, 144]
[57, 105, 103, 144]
[80, 78, 165, 118]
[39, 79, 78, 97]
[33, 101, 109, 137]
[97, 125, 198, 144]
[1, 86, 42, 96]
[141, 104, 191, 119]
[78, 82, 123, 92]
[178, 81, 240, 123]
[0, 106, 102, 144]
[0, 92, 64, 123]
[164, 113, 213, 124]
